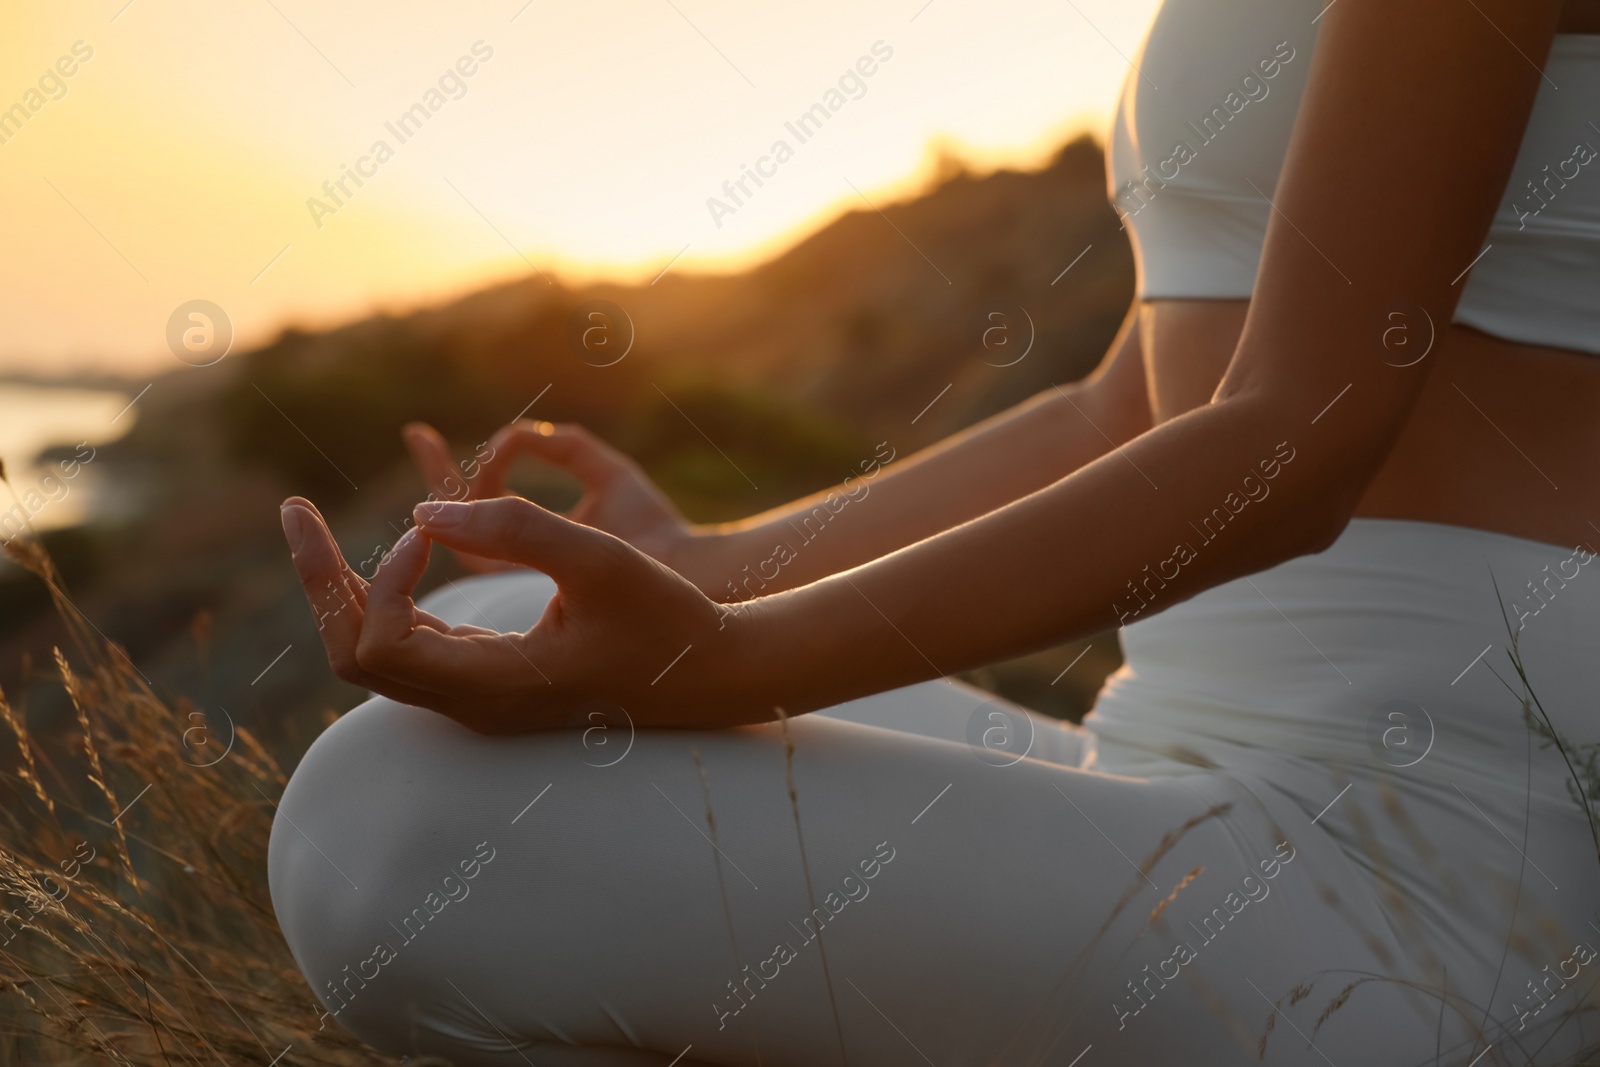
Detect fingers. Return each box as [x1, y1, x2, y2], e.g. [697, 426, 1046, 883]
[360, 526, 430, 653]
[357, 525, 549, 699]
[401, 423, 448, 495]
[357, 620, 542, 700]
[282, 502, 363, 625]
[281, 499, 453, 707]
[405, 419, 636, 503]
[401, 424, 521, 574]
[282, 494, 565, 724]
[483, 420, 634, 494]
[412, 496, 613, 584]
[404, 422, 486, 501]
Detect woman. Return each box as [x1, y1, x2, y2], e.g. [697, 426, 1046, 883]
[269, 0, 1600, 1062]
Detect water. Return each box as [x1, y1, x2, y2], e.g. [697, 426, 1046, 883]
[0, 382, 137, 535]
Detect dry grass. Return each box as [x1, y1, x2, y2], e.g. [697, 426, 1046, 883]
[0, 533, 391, 1066]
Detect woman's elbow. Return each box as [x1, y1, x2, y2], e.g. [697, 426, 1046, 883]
[1302, 502, 1356, 555]
[1286, 459, 1370, 557]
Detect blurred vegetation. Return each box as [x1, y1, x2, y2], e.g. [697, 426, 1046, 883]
[0, 135, 1135, 773]
[222, 318, 874, 523]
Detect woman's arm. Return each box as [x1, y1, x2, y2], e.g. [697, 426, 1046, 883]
[285, 0, 1562, 733]
[406, 312, 1149, 598]
[695, 309, 1151, 596]
[704, 0, 1565, 714]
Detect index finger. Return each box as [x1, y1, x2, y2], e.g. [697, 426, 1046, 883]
[357, 530, 553, 698]
[403, 423, 486, 502]
[483, 421, 632, 496]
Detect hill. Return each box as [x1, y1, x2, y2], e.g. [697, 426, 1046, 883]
[0, 134, 1134, 748]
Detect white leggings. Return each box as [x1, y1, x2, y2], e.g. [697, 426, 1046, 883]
[269, 569, 1593, 1066]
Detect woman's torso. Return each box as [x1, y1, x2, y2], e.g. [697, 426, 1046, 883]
[1126, 0, 1600, 552]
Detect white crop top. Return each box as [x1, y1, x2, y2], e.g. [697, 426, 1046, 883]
[1106, 0, 1600, 355]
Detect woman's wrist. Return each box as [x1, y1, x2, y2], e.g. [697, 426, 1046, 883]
[662, 523, 768, 600]
[713, 589, 809, 724]
[708, 576, 899, 726]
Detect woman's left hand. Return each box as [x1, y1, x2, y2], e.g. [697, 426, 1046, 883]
[280, 494, 755, 733]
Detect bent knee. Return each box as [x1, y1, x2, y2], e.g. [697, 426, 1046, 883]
[267, 698, 504, 1043]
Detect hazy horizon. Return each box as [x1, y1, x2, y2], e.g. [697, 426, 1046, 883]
[0, 0, 1155, 374]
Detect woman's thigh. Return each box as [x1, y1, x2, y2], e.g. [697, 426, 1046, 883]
[268, 690, 1447, 1067]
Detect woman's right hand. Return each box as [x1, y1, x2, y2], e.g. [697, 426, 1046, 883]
[281, 494, 768, 733]
[402, 419, 730, 589]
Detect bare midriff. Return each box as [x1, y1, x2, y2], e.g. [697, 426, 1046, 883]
[1140, 299, 1600, 550]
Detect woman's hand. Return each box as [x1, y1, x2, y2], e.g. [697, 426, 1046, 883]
[280, 493, 758, 733]
[403, 420, 728, 587]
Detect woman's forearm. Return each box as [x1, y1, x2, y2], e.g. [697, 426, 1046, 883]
[706, 0, 1551, 723]
[721, 383, 1377, 720]
[690, 310, 1150, 600]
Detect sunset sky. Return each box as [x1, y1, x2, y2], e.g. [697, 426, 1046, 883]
[0, 0, 1157, 373]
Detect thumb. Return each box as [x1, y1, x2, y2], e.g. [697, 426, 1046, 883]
[412, 497, 610, 584]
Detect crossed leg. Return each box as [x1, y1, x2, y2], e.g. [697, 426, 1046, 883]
[268, 572, 1441, 1066]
